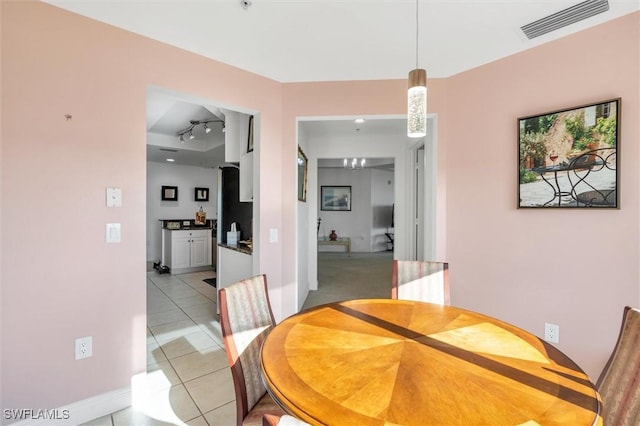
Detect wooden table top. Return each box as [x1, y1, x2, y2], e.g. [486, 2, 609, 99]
[260, 299, 602, 426]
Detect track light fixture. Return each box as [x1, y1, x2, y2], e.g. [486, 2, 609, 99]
[177, 119, 224, 142]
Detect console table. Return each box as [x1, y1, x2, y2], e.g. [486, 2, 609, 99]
[318, 237, 351, 253]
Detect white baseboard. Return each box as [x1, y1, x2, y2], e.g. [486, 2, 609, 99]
[8, 386, 131, 426]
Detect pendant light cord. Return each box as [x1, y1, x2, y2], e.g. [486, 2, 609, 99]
[415, 0, 419, 69]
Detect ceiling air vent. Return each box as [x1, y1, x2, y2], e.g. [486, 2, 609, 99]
[159, 148, 179, 152]
[521, 0, 609, 39]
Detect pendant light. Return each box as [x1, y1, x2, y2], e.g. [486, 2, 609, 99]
[407, 0, 427, 138]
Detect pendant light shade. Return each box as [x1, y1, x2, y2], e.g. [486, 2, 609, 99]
[407, 68, 427, 138]
[407, 0, 427, 138]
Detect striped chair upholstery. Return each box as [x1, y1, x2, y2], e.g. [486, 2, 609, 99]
[391, 260, 450, 305]
[597, 306, 640, 425]
[262, 414, 311, 426]
[219, 274, 285, 426]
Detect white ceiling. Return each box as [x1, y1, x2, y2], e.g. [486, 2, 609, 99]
[42, 0, 639, 82]
[44, 0, 638, 168]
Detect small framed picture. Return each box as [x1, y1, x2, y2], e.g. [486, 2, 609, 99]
[195, 187, 209, 202]
[247, 115, 254, 153]
[321, 186, 352, 211]
[161, 186, 178, 201]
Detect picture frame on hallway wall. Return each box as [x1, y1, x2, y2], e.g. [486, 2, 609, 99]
[321, 186, 352, 211]
[298, 146, 308, 202]
[518, 98, 620, 209]
[161, 185, 178, 201]
[247, 115, 254, 153]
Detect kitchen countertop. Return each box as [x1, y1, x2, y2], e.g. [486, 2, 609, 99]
[218, 242, 252, 255]
[163, 227, 213, 230]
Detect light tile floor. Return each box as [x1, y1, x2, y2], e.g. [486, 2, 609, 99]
[83, 270, 237, 426]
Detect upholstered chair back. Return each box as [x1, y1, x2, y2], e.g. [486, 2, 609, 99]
[391, 260, 450, 305]
[597, 306, 640, 425]
[219, 274, 284, 426]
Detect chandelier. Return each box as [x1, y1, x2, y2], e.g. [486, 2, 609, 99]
[344, 158, 366, 169]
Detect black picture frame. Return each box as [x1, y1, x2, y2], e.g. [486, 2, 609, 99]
[321, 186, 352, 211]
[518, 98, 619, 209]
[247, 115, 254, 153]
[298, 146, 308, 202]
[161, 185, 178, 201]
[195, 187, 209, 202]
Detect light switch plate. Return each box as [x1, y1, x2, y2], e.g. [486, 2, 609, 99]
[106, 223, 121, 243]
[106, 187, 122, 207]
[269, 228, 278, 243]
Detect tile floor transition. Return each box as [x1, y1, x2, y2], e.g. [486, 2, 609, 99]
[83, 270, 237, 426]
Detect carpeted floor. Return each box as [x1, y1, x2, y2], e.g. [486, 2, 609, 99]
[302, 251, 393, 309]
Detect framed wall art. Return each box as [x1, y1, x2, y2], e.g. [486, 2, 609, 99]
[161, 185, 178, 201]
[195, 187, 209, 202]
[321, 186, 351, 211]
[298, 146, 308, 202]
[518, 98, 619, 209]
[247, 115, 254, 153]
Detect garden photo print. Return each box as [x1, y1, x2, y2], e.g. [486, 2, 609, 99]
[518, 98, 619, 208]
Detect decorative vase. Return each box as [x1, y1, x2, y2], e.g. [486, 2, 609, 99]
[329, 230, 337, 241]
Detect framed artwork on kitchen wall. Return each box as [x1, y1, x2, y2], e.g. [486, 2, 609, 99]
[195, 187, 209, 202]
[161, 185, 178, 201]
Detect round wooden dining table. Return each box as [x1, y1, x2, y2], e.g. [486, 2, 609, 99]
[260, 299, 602, 426]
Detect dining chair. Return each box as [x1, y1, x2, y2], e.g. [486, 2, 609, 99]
[219, 274, 286, 426]
[391, 260, 450, 305]
[596, 306, 640, 426]
[262, 414, 311, 426]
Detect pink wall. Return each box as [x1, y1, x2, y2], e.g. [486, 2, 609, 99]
[443, 12, 639, 379]
[1, 0, 638, 415]
[1, 1, 283, 413]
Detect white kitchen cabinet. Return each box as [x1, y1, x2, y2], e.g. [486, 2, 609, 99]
[224, 111, 250, 164]
[216, 244, 252, 313]
[163, 229, 212, 274]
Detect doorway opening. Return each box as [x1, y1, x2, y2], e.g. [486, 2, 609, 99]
[296, 115, 438, 309]
[144, 85, 260, 419]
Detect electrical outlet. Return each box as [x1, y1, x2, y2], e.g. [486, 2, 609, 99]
[544, 323, 559, 343]
[75, 336, 92, 360]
